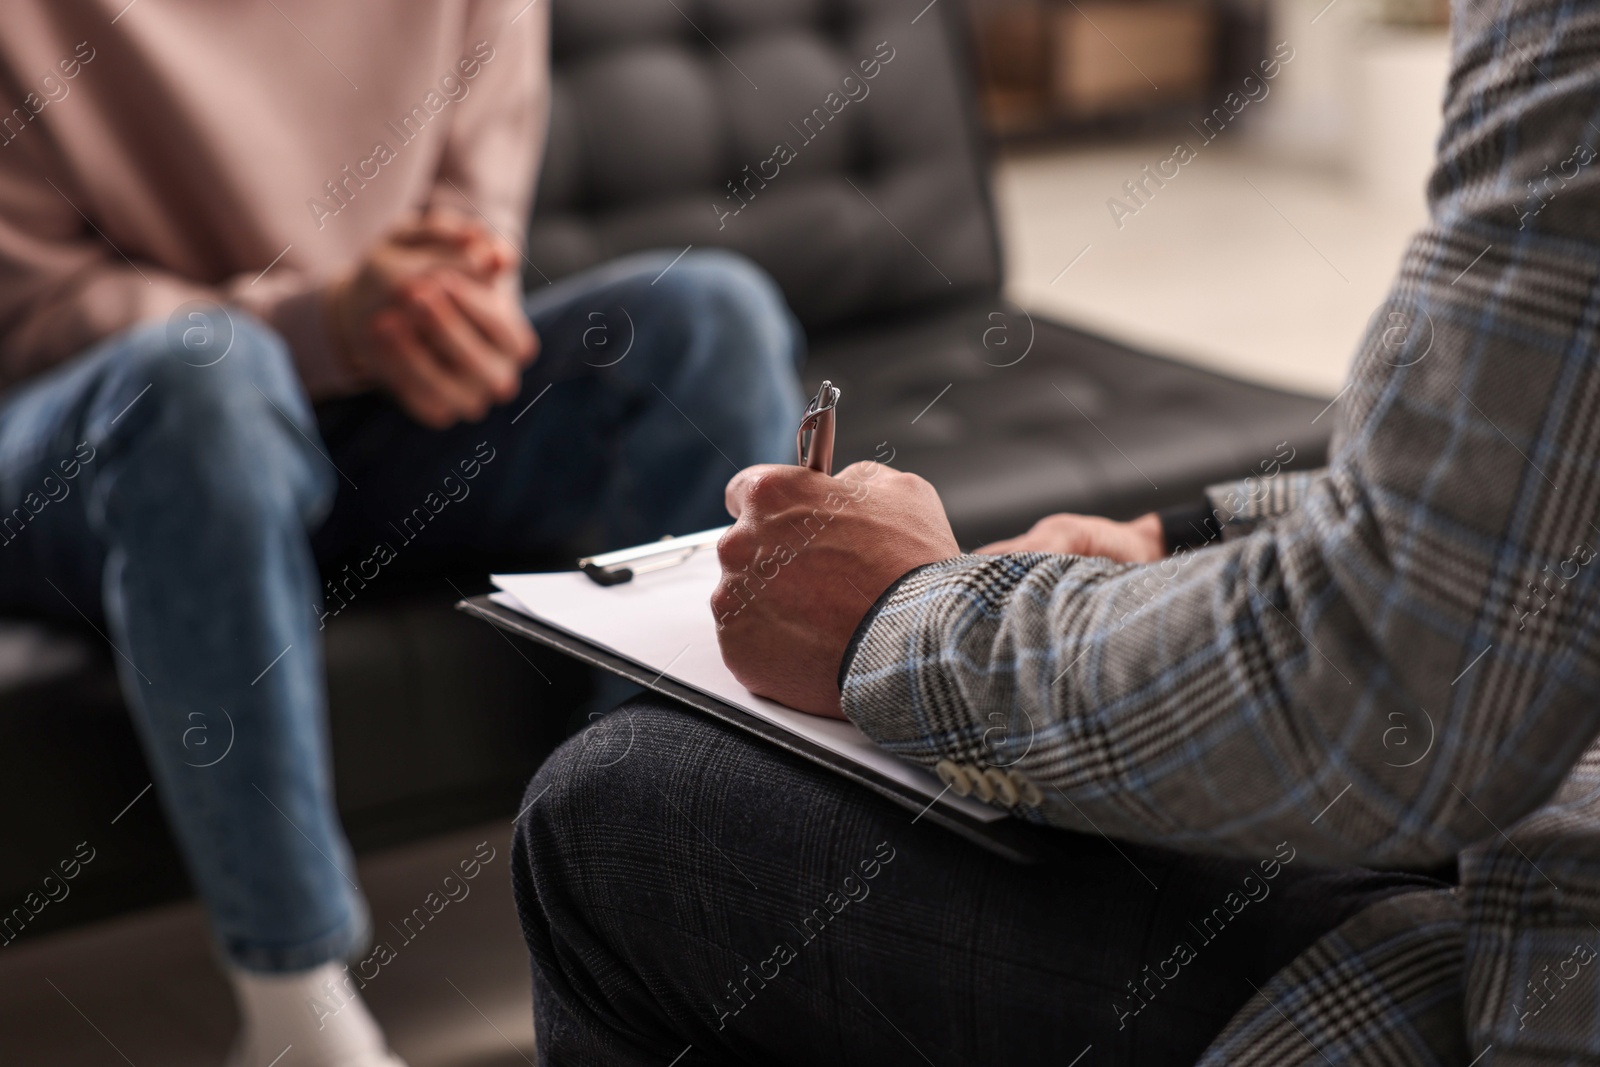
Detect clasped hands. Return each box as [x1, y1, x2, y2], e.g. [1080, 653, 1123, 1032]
[713, 463, 1167, 718]
[327, 211, 537, 428]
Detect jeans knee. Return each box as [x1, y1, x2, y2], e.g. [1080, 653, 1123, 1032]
[663, 248, 780, 305]
[657, 249, 803, 369]
[93, 310, 335, 522]
[108, 309, 306, 420]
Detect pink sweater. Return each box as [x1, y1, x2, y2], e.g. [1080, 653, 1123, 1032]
[0, 0, 547, 397]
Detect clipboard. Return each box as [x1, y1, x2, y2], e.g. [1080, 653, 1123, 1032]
[458, 379, 1047, 864]
[456, 591, 1049, 865]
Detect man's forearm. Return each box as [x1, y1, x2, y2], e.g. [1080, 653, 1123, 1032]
[842, 0, 1600, 869]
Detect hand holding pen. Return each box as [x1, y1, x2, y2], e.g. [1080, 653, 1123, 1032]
[713, 382, 961, 718]
[579, 381, 842, 585]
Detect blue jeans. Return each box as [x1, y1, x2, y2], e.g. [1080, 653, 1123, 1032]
[0, 250, 803, 972]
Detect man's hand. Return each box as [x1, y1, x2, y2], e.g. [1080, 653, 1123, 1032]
[328, 212, 538, 428]
[713, 462, 960, 718]
[976, 511, 1165, 563]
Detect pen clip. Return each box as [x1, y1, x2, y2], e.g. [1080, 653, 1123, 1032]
[797, 380, 840, 475]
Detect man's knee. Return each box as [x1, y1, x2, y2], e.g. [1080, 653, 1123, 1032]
[512, 707, 643, 962]
[512, 705, 716, 1060]
[518, 700, 660, 838]
[514, 700, 707, 880]
[93, 309, 334, 518]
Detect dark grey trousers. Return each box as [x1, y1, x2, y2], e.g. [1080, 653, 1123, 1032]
[511, 697, 1443, 1066]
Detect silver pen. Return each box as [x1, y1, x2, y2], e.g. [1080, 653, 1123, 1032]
[796, 379, 840, 474]
[578, 379, 843, 585]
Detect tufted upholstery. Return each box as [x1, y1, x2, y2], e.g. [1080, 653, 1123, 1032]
[523, 0, 1332, 543]
[0, 0, 1334, 937]
[528, 0, 1000, 331]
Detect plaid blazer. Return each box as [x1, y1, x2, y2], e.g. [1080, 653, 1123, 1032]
[840, 0, 1600, 1061]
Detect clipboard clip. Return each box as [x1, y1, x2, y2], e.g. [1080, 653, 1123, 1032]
[579, 380, 843, 586]
[578, 526, 729, 586]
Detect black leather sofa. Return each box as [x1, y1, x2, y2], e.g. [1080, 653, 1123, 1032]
[0, 0, 1333, 940]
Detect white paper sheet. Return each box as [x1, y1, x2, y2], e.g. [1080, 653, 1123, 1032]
[490, 550, 1002, 823]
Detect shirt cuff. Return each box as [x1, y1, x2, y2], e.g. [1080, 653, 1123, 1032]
[836, 562, 941, 691]
[1158, 501, 1224, 554]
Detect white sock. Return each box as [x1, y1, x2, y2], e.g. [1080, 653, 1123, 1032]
[227, 962, 407, 1067]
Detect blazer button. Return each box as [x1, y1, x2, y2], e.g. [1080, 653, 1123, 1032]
[935, 759, 973, 797]
[1009, 770, 1044, 807]
[986, 768, 1018, 807]
[968, 765, 996, 803]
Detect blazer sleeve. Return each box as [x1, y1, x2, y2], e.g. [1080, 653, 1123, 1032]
[1204, 467, 1324, 539]
[842, 0, 1600, 870]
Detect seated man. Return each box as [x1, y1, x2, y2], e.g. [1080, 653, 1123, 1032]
[512, 0, 1600, 1062]
[0, 4, 800, 1066]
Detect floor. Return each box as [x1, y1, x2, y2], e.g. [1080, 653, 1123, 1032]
[994, 20, 1448, 398]
[996, 141, 1429, 397]
[0, 823, 538, 1067]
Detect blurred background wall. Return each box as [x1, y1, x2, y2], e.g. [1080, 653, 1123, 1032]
[970, 0, 1451, 394]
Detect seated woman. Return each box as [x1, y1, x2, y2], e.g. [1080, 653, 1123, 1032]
[0, 4, 801, 1065]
